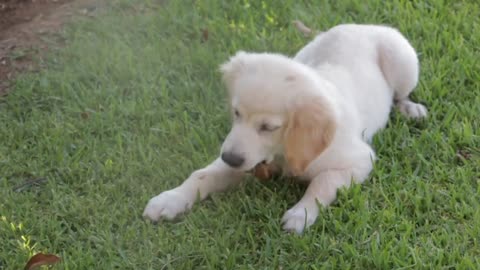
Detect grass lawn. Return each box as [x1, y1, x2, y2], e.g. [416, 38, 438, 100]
[1, 0, 479, 269]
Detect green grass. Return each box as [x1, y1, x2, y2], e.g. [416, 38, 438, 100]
[1, 0, 479, 269]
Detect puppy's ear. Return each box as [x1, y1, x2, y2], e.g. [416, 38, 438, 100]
[284, 96, 337, 175]
[219, 51, 247, 89]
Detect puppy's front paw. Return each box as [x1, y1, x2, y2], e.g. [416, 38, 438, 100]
[281, 203, 318, 234]
[143, 190, 192, 222]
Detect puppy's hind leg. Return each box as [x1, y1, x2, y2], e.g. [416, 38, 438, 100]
[395, 99, 428, 119]
[378, 28, 428, 119]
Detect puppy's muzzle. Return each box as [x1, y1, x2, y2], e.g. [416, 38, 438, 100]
[221, 152, 245, 168]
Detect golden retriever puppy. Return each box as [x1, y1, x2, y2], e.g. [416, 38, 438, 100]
[143, 24, 427, 234]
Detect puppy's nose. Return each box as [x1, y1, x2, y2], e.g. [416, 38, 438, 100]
[221, 152, 245, 168]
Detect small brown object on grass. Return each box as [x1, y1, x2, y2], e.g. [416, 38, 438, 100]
[292, 20, 313, 36]
[24, 253, 61, 270]
[252, 162, 279, 181]
[292, 20, 322, 37]
[201, 28, 209, 42]
[13, 177, 47, 192]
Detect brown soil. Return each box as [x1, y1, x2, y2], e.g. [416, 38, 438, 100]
[0, 0, 98, 95]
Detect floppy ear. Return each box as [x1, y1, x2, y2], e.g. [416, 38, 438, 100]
[284, 96, 337, 175]
[219, 51, 247, 89]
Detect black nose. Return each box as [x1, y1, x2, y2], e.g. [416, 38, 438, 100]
[221, 152, 245, 168]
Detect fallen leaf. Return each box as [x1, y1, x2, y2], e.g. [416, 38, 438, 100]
[456, 149, 472, 160]
[292, 20, 312, 36]
[24, 253, 61, 270]
[13, 177, 47, 192]
[80, 111, 90, 119]
[201, 28, 209, 42]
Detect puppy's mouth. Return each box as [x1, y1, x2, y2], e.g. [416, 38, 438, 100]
[247, 160, 267, 173]
[247, 159, 282, 181]
[259, 159, 268, 165]
[247, 153, 275, 172]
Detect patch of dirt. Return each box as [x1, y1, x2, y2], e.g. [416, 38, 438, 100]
[0, 0, 99, 95]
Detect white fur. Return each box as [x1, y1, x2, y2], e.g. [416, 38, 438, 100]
[143, 24, 427, 234]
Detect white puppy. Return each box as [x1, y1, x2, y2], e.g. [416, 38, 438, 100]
[143, 24, 427, 234]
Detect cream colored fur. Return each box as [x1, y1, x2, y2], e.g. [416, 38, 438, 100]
[143, 24, 427, 234]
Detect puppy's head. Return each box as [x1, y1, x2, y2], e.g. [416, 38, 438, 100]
[219, 52, 337, 174]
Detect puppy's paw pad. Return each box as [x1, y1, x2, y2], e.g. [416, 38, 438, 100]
[281, 206, 317, 234]
[143, 190, 191, 222]
[397, 100, 428, 119]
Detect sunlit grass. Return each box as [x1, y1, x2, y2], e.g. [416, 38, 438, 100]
[0, 0, 479, 268]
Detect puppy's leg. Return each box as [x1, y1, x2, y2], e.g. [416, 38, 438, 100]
[395, 99, 428, 119]
[143, 158, 244, 221]
[282, 155, 373, 234]
[281, 170, 351, 234]
[378, 28, 428, 119]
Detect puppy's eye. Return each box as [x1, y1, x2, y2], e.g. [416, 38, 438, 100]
[234, 109, 241, 118]
[259, 123, 279, 132]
